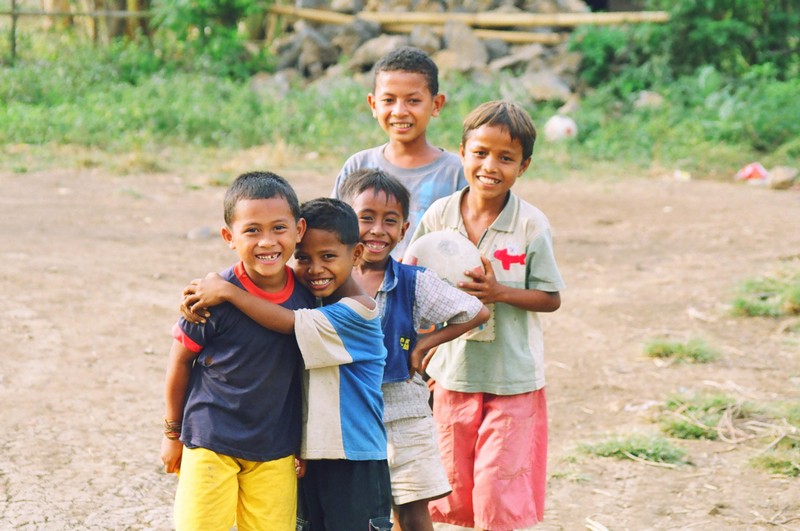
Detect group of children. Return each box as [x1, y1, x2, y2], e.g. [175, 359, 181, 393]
[160, 46, 565, 531]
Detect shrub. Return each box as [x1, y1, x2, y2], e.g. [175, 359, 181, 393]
[151, 0, 273, 79]
[648, 0, 800, 80]
[569, 0, 800, 92]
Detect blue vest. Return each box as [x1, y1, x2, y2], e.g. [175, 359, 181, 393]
[381, 258, 423, 383]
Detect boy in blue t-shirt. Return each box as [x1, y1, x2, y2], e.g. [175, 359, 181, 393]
[332, 46, 467, 259]
[340, 168, 490, 531]
[183, 198, 392, 531]
[161, 171, 314, 530]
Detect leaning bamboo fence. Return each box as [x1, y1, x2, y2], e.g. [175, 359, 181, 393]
[266, 5, 668, 45]
[2, 2, 668, 64]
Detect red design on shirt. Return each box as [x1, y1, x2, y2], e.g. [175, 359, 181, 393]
[494, 248, 526, 270]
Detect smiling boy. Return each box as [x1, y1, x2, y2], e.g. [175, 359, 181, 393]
[341, 168, 489, 531]
[332, 46, 466, 259]
[183, 198, 392, 531]
[161, 172, 314, 530]
[411, 101, 565, 530]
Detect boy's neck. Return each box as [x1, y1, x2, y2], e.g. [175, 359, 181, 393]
[354, 257, 389, 273]
[384, 138, 441, 169]
[353, 260, 388, 298]
[323, 275, 371, 306]
[460, 190, 509, 244]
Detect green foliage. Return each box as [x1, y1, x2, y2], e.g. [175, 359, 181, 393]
[569, 0, 800, 94]
[1, 28, 798, 174]
[151, 0, 273, 78]
[648, 0, 800, 80]
[731, 269, 800, 318]
[571, 66, 800, 165]
[645, 338, 718, 364]
[569, 24, 666, 93]
[581, 435, 687, 465]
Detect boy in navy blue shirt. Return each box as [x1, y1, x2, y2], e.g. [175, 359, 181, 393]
[161, 172, 313, 530]
[183, 198, 393, 531]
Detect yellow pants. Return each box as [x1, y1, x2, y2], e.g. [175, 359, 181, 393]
[174, 447, 296, 531]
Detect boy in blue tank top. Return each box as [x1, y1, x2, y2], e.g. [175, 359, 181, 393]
[340, 168, 490, 531]
[160, 172, 314, 531]
[182, 198, 393, 531]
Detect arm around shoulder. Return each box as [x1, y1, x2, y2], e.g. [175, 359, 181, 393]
[184, 272, 296, 334]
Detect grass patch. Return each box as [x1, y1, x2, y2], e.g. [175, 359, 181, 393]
[644, 337, 718, 364]
[751, 450, 800, 477]
[661, 393, 749, 440]
[657, 392, 800, 477]
[581, 435, 687, 467]
[731, 269, 800, 318]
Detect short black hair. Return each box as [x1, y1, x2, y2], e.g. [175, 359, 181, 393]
[373, 46, 439, 96]
[300, 197, 360, 246]
[462, 100, 537, 160]
[338, 168, 411, 221]
[223, 171, 301, 226]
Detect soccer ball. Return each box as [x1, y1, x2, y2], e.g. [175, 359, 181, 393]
[402, 231, 483, 286]
[543, 114, 578, 142]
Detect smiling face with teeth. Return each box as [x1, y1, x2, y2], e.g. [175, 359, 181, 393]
[221, 197, 305, 293]
[293, 228, 364, 300]
[368, 71, 445, 151]
[350, 189, 410, 267]
[460, 123, 532, 205]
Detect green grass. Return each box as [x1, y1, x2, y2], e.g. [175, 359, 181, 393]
[581, 435, 687, 466]
[2, 31, 798, 178]
[644, 337, 718, 364]
[660, 393, 747, 440]
[731, 269, 800, 318]
[657, 392, 800, 477]
[751, 451, 800, 477]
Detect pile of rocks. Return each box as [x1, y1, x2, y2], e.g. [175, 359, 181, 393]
[261, 0, 590, 102]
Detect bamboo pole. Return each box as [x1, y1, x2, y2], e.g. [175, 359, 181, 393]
[360, 10, 669, 27]
[267, 4, 668, 28]
[10, 0, 17, 63]
[267, 5, 354, 25]
[0, 9, 152, 18]
[382, 22, 566, 45]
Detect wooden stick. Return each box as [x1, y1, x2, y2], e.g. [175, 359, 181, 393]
[621, 451, 679, 469]
[10, 0, 17, 63]
[382, 22, 566, 45]
[268, 5, 354, 25]
[0, 9, 152, 18]
[268, 4, 668, 28]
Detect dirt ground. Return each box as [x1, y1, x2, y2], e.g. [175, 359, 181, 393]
[1, 162, 799, 530]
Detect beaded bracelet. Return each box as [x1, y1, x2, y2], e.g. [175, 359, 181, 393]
[164, 418, 181, 440]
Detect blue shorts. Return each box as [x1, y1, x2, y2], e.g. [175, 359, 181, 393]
[297, 459, 392, 531]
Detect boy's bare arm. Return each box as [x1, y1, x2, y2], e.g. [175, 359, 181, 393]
[161, 340, 196, 473]
[460, 256, 561, 313]
[409, 304, 491, 375]
[183, 272, 296, 334]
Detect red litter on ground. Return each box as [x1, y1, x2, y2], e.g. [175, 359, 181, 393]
[735, 162, 768, 181]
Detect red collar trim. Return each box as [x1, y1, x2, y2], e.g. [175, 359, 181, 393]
[233, 262, 294, 304]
